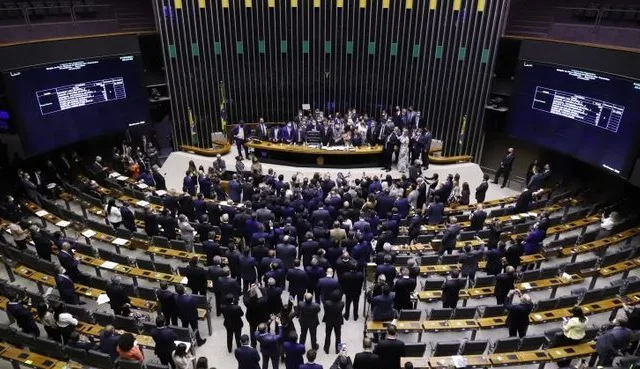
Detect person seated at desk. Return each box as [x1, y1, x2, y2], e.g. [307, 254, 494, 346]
[270, 124, 283, 143]
[282, 122, 296, 144]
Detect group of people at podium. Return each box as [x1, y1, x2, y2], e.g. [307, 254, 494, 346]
[232, 107, 433, 173]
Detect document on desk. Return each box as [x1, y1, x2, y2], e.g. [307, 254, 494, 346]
[109, 172, 121, 178]
[112, 238, 128, 246]
[451, 355, 468, 368]
[117, 176, 129, 181]
[101, 261, 118, 269]
[137, 200, 150, 207]
[35, 210, 49, 217]
[155, 190, 167, 196]
[180, 277, 188, 284]
[81, 229, 97, 238]
[55, 220, 71, 228]
[520, 282, 532, 290]
[510, 215, 521, 221]
[137, 183, 149, 189]
[97, 294, 111, 305]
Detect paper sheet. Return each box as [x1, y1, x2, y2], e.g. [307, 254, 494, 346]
[35, 210, 49, 217]
[97, 294, 111, 305]
[155, 190, 167, 196]
[55, 220, 71, 227]
[180, 276, 188, 284]
[109, 172, 121, 178]
[112, 238, 128, 246]
[137, 183, 149, 189]
[81, 230, 97, 238]
[520, 282, 532, 290]
[137, 200, 150, 207]
[510, 215, 520, 220]
[100, 261, 118, 269]
[117, 176, 129, 181]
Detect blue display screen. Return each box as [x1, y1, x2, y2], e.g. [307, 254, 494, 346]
[508, 61, 640, 178]
[4, 54, 148, 156]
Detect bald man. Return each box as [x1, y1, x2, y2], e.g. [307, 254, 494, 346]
[494, 147, 515, 188]
[505, 289, 533, 338]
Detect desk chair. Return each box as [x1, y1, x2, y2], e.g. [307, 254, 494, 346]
[535, 298, 558, 312]
[461, 340, 488, 355]
[87, 350, 114, 369]
[474, 276, 495, 288]
[452, 307, 477, 320]
[431, 341, 461, 356]
[404, 342, 427, 357]
[427, 308, 453, 320]
[492, 337, 521, 353]
[64, 346, 88, 364]
[482, 305, 507, 318]
[519, 335, 547, 351]
[398, 309, 422, 321]
[422, 279, 445, 291]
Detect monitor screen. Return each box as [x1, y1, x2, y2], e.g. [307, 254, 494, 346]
[508, 60, 640, 178]
[3, 54, 148, 155]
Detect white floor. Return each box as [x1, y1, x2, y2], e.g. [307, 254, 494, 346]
[161, 145, 520, 202]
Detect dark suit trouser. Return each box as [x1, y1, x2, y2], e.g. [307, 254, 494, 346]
[508, 323, 528, 338]
[299, 324, 317, 348]
[162, 310, 179, 326]
[235, 139, 249, 158]
[443, 299, 458, 309]
[344, 295, 360, 319]
[249, 321, 259, 348]
[494, 167, 510, 187]
[262, 352, 278, 369]
[191, 287, 207, 296]
[157, 352, 174, 368]
[423, 150, 430, 169]
[438, 246, 454, 256]
[181, 318, 204, 342]
[496, 295, 507, 305]
[382, 149, 393, 169]
[324, 324, 342, 352]
[214, 292, 222, 316]
[225, 326, 242, 352]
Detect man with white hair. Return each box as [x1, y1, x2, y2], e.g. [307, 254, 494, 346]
[469, 204, 487, 231]
[213, 153, 226, 174]
[439, 216, 461, 255]
[505, 289, 533, 338]
[91, 155, 104, 174]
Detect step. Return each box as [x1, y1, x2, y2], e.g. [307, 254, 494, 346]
[504, 30, 549, 38]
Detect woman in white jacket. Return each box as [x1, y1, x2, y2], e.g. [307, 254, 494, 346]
[105, 198, 122, 229]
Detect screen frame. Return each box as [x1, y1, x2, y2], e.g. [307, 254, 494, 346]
[508, 58, 640, 179]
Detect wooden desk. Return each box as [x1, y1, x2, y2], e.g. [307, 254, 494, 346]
[530, 296, 626, 323]
[599, 258, 640, 278]
[180, 141, 232, 156]
[0, 342, 82, 369]
[422, 319, 479, 332]
[476, 316, 507, 329]
[366, 320, 424, 341]
[247, 141, 384, 167]
[428, 355, 492, 368]
[489, 351, 551, 365]
[560, 226, 640, 257]
[401, 357, 429, 369]
[546, 343, 596, 360]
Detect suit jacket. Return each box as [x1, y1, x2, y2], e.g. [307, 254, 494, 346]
[221, 303, 244, 328]
[441, 224, 461, 251]
[106, 284, 130, 312]
[469, 210, 487, 231]
[317, 277, 341, 301]
[494, 272, 515, 300]
[286, 268, 309, 296]
[459, 248, 484, 276]
[475, 182, 489, 203]
[322, 299, 345, 326]
[393, 277, 416, 310]
[153, 171, 167, 190]
[500, 153, 515, 171]
[33, 232, 53, 260]
[375, 264, 396, 284]
[374, 338, 405, 369]
[144, 212, 160, 236]
[276, 244, 297, 270]
[505, 300, 533, 328]
[341, 270, 364, 298]
[218, 277, 241, 300]
[425, 203, 444, 225]
[235, 345, 261, 369]
[156, 288, 179, 315]
[176, 293, 199, 321]
[240, 255, 257, 282]
[185, 264, 208, 292]
[514, 190, 533, 214]
[7, 302, 36, 331]
[57, 250, 81, 281]
[151, 326, 177, 356]
[229, 180, 242, 203]
[257, 123, 270, 140]
[255, 325, 282, 354]
[484, 248, 503, 275]
[371, 293, 395, 321]
[98, 331, 121, 361]
[300, 364, 323, 369]
[55, 273, 77, 302]
[527, 173, 545, 192]
[283, 341, 306, 369]
[353, 351, 380, 369]
[297, 301, 321, 326]
[441, 278, 464, 306]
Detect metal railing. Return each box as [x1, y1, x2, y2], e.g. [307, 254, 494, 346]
[0, 4, 117, 27]
[552, 6, 640, 33]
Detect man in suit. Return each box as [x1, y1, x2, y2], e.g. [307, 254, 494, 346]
[55, 265, 80, 305]
[375, 255, 397, 286]
[151, 316, 177, 366]
[287, 260, 309, 302]
[98, 325, 120, 362]
[57, 242, 82, 283]
[341, 266, 364, 321]
[298, 293, 320, 349]
[6, 292, 40, 336]
[282, 122, 296, 144]
[439, 217, 461, 255]
[152, 165, 166, 190]
[270, 124, 282, 144]
[255, 317, 282, 369]
[299, 350, 323, 369]
[185, 256, 208, 296]
[322, 290, 344, 354]
[276, 236, 297, 273]
[240, 249, 258, 293]
[469, 204, 487, 232]
[495, 266, 516, 305]
[317, 268, 341, 303]
[202, 231, 220, 266]
[494, 148, 515, 188]
[374, 325, 405, 369]
[393, 268, 416, 310]
[422, 126, 432, 170]
[156, 281, 179, 325]
[441, 270, 464, 308]
[144, 208, 160, 237]
[31, 225, 53, 261]
[596, 317, 633, 366]
[527, 167, 545, 192]
[354, 338, 380, 369]
[475, 174, 490, 203]
[295, 126, 307, 145]
[229, 175, 243, 203]
[505, 289, 534, 338]
[513, 188, 533, 215]
[257, 118, 269, 141]
[235, 334, 261, 369]
[221, 294, 244, 353]
[310, 205, 331, 228]
[382, 127, 400, 171]
[459, 243, 485, 283]
[106, 276, 130, 315]
[233, 121, 250, 159]
[175, 284, 206, 345]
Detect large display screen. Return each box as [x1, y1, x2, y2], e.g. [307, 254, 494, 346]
[508, 60, 640, 177]
[3, 54, 147, 155]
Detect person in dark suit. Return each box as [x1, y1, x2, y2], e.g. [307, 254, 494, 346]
[202, 231, 220, 266]
[441, 271, 464, 308]
[425, 200, 444, 225]
[282, 331, 306, 369]
[513, 189, 533, 214]
[469, 204, 487, 231]
[240, 249, 258, 293]
[317, 268, 341, 303]
[341, 266, 364, 321]
[235, 334, 261, 369]
[527, 167, 545, 192]
[422, 127, 432, 170]
[440, 217, 461, 255]
[55, 265, 80, 305]
[459, 243, 485, 283]
[353, 338, 380, 369]
[120, 203, 137, 233]
[152, 165, 166, 190]
[185, 256, 208, 296]
[31, 226, 53, 261]
[256, 118, 269, 141]
[374, 325, 405, 369]
[495, 266, 516, 305]
[494, 148, 515, 188]
[6, 292, 40, 336]
[595, 318, 633, 366]
[151, 316, 177, 366]
[484, 243, 504, 276]
[286, 260, 309, 302]
[221, 294, 244, 353]
[322, 290, 344, 354]
[175, 284, 206, 346]
[255, 317, 282, 369]
[265, 278, 284, 316]
[106, 276, 130, 315]
[98, 325, 121, 362]
[144, 208, 160, 237]
[504, 240, 524, 270]
[393, 268, 416, 311]
[299, 350, 323, 369]
[244, 284, 269, 348]
[382, 127, 400, 171]
[523, 224, 545, 255]
[375, 255, 397, 286]
[161, 210, 178, 240]
[156, 281, 179, 326]
[57, 242, 82, 283]
[475, 174, 490, 204]
[270, 124, 282, 144]
[298, 293, 321, 349]
[371, 284, 395, 323]
[505, 289, 533, 337]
